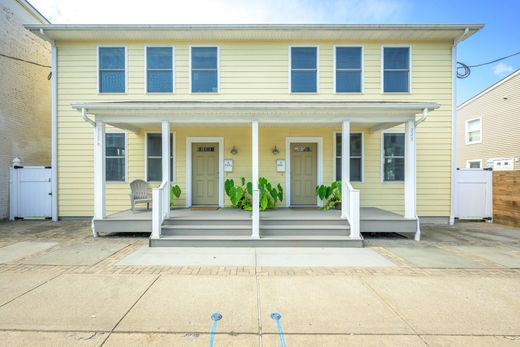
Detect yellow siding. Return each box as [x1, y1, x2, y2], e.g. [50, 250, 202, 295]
[56, 40, 453, 217]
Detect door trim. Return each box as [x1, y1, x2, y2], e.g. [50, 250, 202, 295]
[186, 137, 224, 207]
[285, 137, 323, 207]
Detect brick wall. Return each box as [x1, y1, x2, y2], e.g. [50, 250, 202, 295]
[0, 0, 51, 219]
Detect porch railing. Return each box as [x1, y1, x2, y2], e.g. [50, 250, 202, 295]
[152, 180, 169, 238]
[342, 181, 360, 239]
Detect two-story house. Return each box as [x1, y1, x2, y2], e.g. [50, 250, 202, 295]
[457, 69, 520, 170]
[26, 24, 481, 246]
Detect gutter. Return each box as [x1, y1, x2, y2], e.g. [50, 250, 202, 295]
[38, 29, 58, 221]
[450, 27, 470, 225]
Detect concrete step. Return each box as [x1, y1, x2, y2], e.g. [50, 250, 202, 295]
[260, 224, 350, 236]
[163, 218, 251, 226]
[260, 218, 348, 226]
[161, 224, 252, 236]
[150, 235, 364, 248]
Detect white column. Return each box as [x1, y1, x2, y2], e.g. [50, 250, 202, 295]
[405, 119, 417, 220]
[251, 120, 260, 238]
[341, 120, 350, 218]
[162, 121, 170, 218]
[93, 120, 105, 237]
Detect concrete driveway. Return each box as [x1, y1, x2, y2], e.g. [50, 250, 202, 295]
[0, 220, 519, 346]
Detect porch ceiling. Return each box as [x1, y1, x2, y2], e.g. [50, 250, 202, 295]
[72, 101, 439, 130]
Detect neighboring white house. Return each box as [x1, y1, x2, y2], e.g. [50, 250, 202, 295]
[457, 69, 520, 170]
[0, 0, 51, 219]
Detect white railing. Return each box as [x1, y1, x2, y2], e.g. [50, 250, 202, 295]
[342, 181, 360, 239]
[152, 180, 169, 238]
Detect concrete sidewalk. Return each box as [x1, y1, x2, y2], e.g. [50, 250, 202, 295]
[0, 220, 519, 345]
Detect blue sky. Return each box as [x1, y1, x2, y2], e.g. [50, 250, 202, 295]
[32, 0, 520, 104]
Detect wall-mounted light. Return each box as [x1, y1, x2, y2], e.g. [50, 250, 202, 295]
[230, 146, 238, 155]
[272, 146, 280, 155]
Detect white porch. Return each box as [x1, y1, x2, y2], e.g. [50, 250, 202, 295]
[75, 101, 439, 246]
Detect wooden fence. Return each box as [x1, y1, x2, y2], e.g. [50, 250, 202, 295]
[493, 171, 520, 227]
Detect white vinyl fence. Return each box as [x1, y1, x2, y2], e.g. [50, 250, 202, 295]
[454, 168, 493, 220]
[9, 166, 52, 220]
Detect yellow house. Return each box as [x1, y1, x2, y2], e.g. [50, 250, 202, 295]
[26, 24, 481, 246]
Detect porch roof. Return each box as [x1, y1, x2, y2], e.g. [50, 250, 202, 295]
[72, 101, 439, 128]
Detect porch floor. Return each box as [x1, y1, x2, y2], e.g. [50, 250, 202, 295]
[95, 207, 417, 235]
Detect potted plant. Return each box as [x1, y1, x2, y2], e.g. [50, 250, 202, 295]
[315, 181, 342, 210]
[170, 184, 181, 209]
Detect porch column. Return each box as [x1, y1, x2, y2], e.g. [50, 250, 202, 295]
[162, 121, 170, 218]
[251, 120, 260, 238]
[341, 120, 350, 219]
[93, 120, 105, 237]
[404, 119, 417, 221]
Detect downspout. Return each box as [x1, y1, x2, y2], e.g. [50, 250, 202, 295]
[449, 27, 469, 225]
[39, 29, 58, 221]
[415, 108, 428, 126]
[81, 108, 96, 127]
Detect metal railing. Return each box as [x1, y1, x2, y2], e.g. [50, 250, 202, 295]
[152, 180, 169, 238]
[342, 181, 360, 239]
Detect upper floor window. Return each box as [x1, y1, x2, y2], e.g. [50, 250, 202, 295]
[146, 47, 174, 93]
[383, 47, 410, 93]
[383, 133, 405, 182]
[290, 47, 318, 93]
[105, 133, 126, 182]
[98, 47, 126, 93]
[191, 47, 218, 93]
[465, 118, 482, 144]
[335, 47, 362, 93]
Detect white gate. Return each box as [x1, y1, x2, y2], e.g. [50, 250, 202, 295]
[454, 168, 493, 220]
[9, 166, 52, 220]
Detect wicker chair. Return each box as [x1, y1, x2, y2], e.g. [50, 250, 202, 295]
[129, 179, 151, 211]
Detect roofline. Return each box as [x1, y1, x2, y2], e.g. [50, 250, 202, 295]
[25, 23, 484, 31]
[457, 69, 520, 109]
[17, 0, 50, 24]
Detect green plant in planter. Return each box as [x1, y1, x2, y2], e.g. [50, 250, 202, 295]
[316, 181, 342, 211]
[258, 177, 283, 211]
[170, 184, 181, 209]
[224, 177, 252, 210]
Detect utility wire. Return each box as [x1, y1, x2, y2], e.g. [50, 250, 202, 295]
[457, 50, 520, 79]
[0, 52, 51, 68]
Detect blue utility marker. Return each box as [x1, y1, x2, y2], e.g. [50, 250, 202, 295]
[271, 312, 287, 347]
[209, 312, 222, 347]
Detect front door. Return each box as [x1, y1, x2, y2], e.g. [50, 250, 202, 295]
[192, 143, 219, 205]
[290, 142, 317, 206]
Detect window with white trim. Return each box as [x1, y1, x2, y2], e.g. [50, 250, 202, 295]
[383, 133, 405, 182]
[466, 160, 482, 169]
[146, 47, 174, 93]
[383, 47, 410, 93]
[465, 118, 481, 144]
[146, 133, 174, 182]
[105, 133, 126, 182]
[335, 47, 362, 93]
[290, 47, 318, 93]
[98, 47, 126, 93]
[191, 47, 218, 93]
[335, 133, 362, 182]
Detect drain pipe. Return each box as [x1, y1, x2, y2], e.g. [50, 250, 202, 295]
[450, 27, 470, 225]
[81, 107, 96, 127]
[415, 108, 428, 126]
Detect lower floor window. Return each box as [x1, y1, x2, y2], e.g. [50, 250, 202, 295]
[146, 133, 174, 182]
[383, 133, 405, 182]
[335, 133, 362, 181]
[105, 133, 126, 182]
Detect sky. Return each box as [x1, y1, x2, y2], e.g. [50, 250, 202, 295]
[31, 0, 520, 105]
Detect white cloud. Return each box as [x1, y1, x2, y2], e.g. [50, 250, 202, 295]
[30, 0, 408, 24]
[493, 62, 514, 76]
